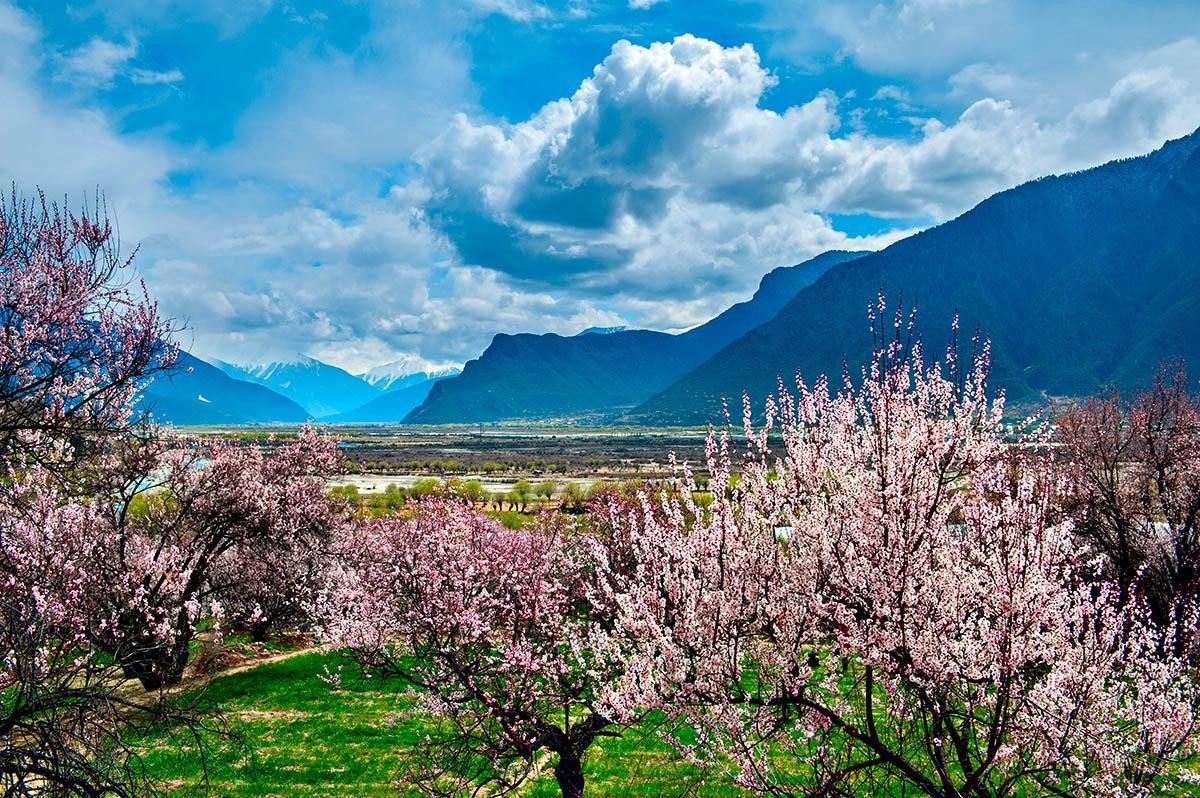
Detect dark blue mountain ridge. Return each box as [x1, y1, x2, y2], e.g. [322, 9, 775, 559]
[139, 351, 310, 425]
[404, 250, 867, 423]
[628, 126, 1200, 425]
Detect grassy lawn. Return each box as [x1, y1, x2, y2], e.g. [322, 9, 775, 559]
[135, 650, 749, 797]
[136, 650, 1200, 797]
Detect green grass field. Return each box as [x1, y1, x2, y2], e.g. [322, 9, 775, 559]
[136, 650, 749, 797]
[135, 649, 1200, 797]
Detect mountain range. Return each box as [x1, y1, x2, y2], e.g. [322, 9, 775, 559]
[627, 126, 1200, 424]
[138, 353, 460, 425]
[139, 351, 310, 425]
[140, 128, 1200, 427]
[405, 250, 863, 423]
[216, 357, 382, 418]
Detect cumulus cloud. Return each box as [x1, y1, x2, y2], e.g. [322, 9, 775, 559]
[415, 33, 1200, 321]
[417, 35, 881, 303]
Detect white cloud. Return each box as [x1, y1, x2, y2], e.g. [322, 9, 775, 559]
[54, 33, 184, 90]
[414, 36, 924, 330]
[130, 66, 183, 85]
[467, 0, 551, 22]
[872, 84, 909, 102]
[948, 62, 1024, 99]
[1060, 66, 1199, 164]
[0, 12, 173, 214]
[629, 0, 667, 9]
[57, 37, 137, 88]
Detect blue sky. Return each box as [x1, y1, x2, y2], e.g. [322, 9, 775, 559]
[4, 0, 1200, 372]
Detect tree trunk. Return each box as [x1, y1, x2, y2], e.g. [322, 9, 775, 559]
[554, 752, 585, 798]
[121, 640, 190, 691]
[249, 619, 271, 644]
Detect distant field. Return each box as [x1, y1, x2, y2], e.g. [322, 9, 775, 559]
[136, 650, 749, 797]
[184, 425, 714, 483]
[328, 473, 598, 496]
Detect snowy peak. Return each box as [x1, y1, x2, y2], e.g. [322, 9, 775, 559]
[357, 356, 462, 392]
[210, 354, 462, 418]
[216, 357, 380, 418]
[140, 352, 310, 425]
[233, 355, 322, 381]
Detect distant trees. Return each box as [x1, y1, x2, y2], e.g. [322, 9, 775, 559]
[1058, 366, 1200, 654]
[509, 479, 534, 511]
[458, 478, 488, 505]
[559, 481, 587, 513]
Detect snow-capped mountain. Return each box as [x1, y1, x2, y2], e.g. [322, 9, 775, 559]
[217, 356, 381, 418]
[357, 356, 462, 393]
[140, 352, 310, 425]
